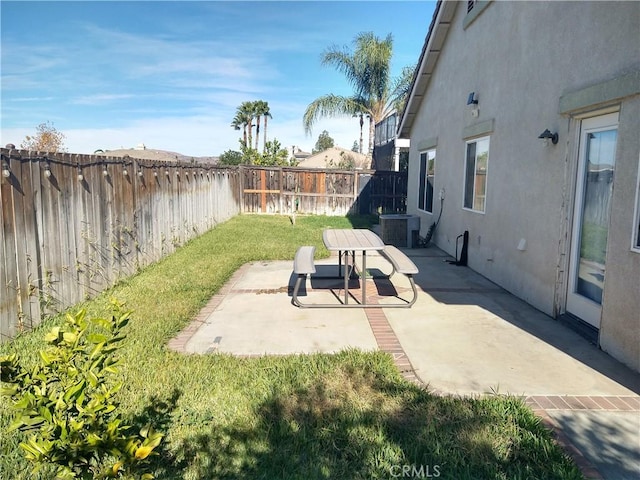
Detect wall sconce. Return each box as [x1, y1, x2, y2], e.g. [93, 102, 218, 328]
[467, 92, 479, 117]
[154, 170, 158, 177]
[77, 166, 84, 182]
[165, 169, 170, 176]
[538, 129, 558, 146]
[138, 169, 144, 177]
[44, 162, 52, 178]
[123, 168, 129, 176]
[2, 159, 10, 178]
[103, 165, 109, 176]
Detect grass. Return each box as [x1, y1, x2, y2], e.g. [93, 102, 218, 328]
[0, 214, 583, 480]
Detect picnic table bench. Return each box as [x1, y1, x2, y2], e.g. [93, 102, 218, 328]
[292, 232, 419, 308]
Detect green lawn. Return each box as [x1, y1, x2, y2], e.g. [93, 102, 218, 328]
[1, 214, 583, 480]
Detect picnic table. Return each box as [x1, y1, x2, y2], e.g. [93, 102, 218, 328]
[322, 228, 385, 306]
[292, 228, 419, 309]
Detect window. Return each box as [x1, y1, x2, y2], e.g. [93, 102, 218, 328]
[418, 149, 436, 213]
[463, 137, 490, 212]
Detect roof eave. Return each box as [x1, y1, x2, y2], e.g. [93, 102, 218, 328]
[398, 0, 458, 139]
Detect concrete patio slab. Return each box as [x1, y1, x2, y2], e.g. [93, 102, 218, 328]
[170, 245, 640, 480]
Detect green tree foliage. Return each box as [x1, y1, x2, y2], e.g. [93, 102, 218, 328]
[312, 130, 335, 154]
[20, 121, 67, 152]
[218, 149, 243, 166]
[303, 32, 415, 156]
[0, 300, 162, 480]
[255, 139, 290, 166]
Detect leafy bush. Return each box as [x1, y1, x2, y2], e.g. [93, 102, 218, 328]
[0, 300, 162, 480]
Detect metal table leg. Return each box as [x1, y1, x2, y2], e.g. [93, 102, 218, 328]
[362, 250, 367, 305]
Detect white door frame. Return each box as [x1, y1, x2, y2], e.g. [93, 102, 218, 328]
[566, 111, 619, 328]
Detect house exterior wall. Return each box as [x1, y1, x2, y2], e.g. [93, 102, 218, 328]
[405, 1, 640, 370]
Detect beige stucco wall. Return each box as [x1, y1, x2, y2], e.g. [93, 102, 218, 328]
[598, 97, 640, 371]
[406, 1, 640, 370]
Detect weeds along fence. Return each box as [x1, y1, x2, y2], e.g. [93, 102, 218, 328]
[0, 149, 407, 341]
[0, 148, 242, 341]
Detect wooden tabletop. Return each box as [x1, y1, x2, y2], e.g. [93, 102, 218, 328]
[322, 229, 385, 251]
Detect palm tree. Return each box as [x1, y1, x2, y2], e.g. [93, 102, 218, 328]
[303, 32, 414, 157]
[231, 102, 255, 148]
[253, 100, 272, 152]
[239, 101, 255, 149]
[230, 113, 247, 146]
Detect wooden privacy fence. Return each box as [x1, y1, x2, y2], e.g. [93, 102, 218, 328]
[241, 166, 407, 215]
[0, 148, 241, 340]
[0, 150, 407, 341]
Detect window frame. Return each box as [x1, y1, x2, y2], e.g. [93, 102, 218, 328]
[632, 153, 640, 253]
[417, 149, 436, 214]
[463, 136, 490, 213]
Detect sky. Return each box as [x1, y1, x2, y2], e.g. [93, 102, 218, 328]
[1, 1, 435, 157]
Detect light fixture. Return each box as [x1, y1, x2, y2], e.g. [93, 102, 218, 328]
[154, 170, 158, 177]
[466, 92, 478, 106]
[44, 162, 52, 178]
[538, 129, 558, 146]
[103, 165, 109, 176]
[123, 168, 128, 176]
[165, 169, 170, 176]
[138, 169, 143, 177]
[77, 166, 84, 182]
[1, 159, 10, 178]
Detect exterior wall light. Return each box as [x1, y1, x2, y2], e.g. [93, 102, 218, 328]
[538, 129, 558, 146]
[165, 169, 170, 176]
[2, 159, 10, 178]
[123, 168, 129, 176]
[44, 163, 52, 178]
[467, 92, 479, 117]
[138, 169, 144, 177]
[154, 170, 158, 177]
[77, 167, 84, 182]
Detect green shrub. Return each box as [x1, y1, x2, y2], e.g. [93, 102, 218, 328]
[0, 300, 162, 480]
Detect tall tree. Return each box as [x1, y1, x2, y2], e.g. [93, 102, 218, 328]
[252, 100, 271, 152]
[303, 32, 414, 157]
[239, 101, 255, 149]
[20, 121, 67, 152]
[313, 130, 335, 154]
[231, 110, 250, 147]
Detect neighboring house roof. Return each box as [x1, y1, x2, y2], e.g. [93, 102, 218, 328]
[296, 147, 370, 169]
[398, 0, 457, 139]
[292, 146, 312, 160]
[96, 148, 217, 164]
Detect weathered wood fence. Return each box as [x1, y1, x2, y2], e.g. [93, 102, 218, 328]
[0, 148, 241, 340]
[1, 149, 407, 341]
[240, 166, 407, 215]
